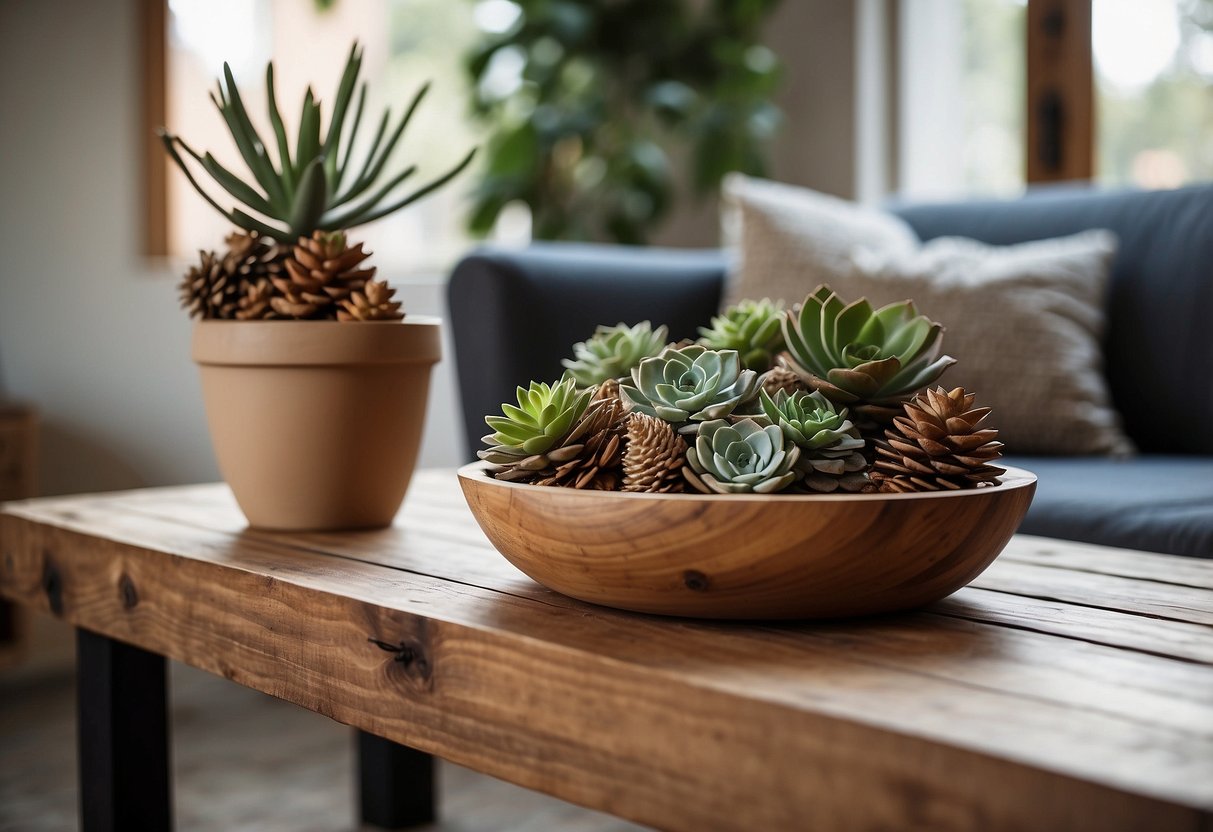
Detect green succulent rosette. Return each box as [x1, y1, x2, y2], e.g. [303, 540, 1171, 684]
[759, 389, 870, 493]
[479, 378, 592, 466]
[697, 298, 786, 372]
[562, 321, 670, 388]
[781, 285, 956, 420]
[683, 418, 800, 494]
[620, 344, 759, 432]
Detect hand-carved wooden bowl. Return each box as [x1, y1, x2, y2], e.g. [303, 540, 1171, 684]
[458, 461, 1036, 620]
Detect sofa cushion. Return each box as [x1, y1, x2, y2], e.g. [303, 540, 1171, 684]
[722, 174, 918, 306]
[1010, 455, 1213, 558]
[892, 184, 1213, 454]
[847, 231, 1130, 456]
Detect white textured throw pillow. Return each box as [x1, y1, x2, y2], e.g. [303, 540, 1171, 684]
[724, 176, 1134, 456]
[722, 174, 918, 306]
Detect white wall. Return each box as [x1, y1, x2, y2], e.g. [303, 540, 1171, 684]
[0, 0, 463, 496]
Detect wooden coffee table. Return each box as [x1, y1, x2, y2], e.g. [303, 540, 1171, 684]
[1, 471, 1210, 831]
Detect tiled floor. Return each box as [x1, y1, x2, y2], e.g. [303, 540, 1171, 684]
[0, 662, 647, 831]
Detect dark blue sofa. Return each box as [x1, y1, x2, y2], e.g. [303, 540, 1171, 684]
[448, 184, 1213, 558]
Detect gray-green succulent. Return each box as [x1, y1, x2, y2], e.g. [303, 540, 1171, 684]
[620, 345, 759, 431]
[479, 379, 592, 470]
[697, 298, 786, 372]
[159, 42, 476, 243]
[759, 389, 870, 492]
[683, 418, 800, 494]
[562, 322, 669, 388]
[782, 285, 955, 415]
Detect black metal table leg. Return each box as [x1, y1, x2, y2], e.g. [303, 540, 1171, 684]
[357, 730, 435, 829]
[77, 628, 172, 832]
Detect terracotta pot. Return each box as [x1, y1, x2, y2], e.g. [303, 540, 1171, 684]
[192, 318, 442, 530]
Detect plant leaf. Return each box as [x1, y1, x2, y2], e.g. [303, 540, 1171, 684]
[336, 82, 368, 192]
[221, 62, 289, 212]
[338, 81, 430, 207]
[265, 62, 295, 197]
[322, 147, 476, 229]
[323, 42, 363, 188]
[294, 88, 322, 182]
[288, 156, 329, 240]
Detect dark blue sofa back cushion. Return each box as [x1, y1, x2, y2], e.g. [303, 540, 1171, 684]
[891, 184, 1213, 454]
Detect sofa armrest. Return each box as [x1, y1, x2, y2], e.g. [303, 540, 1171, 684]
[448, 242, 727, 460]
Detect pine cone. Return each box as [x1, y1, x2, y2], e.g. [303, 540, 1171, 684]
[272, 231, 375, 319]
[871, 387, 1005, 493]
[622, 413, 687, 493]
[235, 278, 278, 320]
[593, 377, 621, 403]
[337, 280, 404, 322]
[179, 249, 241, 319]
[491, 397, 625, 489]
[530, 396, 626, 489]
[759, 363, 805, 399]
[224, 231, 288, 284]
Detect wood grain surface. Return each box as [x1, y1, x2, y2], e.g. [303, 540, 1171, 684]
[458, 462, 1037, 618]
[1, 473, 1211, 832]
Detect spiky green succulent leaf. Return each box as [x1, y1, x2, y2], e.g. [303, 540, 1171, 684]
[562, 322, 670, 387]
[782, 285, 956, 405]
[479, 379, 592, 462]
[758, 389, 863, 452]
[684, 418, 800, 494]
[160, 41, 477, 243]
[620, 345, 759, 430]
[697, 298, 785, 371]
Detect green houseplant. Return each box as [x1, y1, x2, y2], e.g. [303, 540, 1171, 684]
[163, 43, 475, 530]
[464, 0, 783, 243]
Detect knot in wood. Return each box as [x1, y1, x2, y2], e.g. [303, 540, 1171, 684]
[41, 556, 63, 616]
[369, 636, 432, 683]
[683, 570, 710, 592]
[118, 573, 139, 610]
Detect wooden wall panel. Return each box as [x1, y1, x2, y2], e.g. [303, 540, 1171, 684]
[1026, 0, 1094, 182]
[141, 0, 168, 257]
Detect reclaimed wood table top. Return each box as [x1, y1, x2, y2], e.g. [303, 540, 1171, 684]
[1, 471, 1211, 832]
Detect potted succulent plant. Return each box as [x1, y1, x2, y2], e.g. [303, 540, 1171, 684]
[161, 43, 475, 530]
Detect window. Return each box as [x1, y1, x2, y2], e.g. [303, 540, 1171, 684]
[1094, 0, 1213, 187]
[898, 0, 1027, 199]
[164, 0, 487, 276]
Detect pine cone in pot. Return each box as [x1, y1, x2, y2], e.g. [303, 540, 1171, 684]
[337, 280, 404, 322]
[871, 386, 1005, 493]
[179, 249, 240, 319]
[272, 230, 375, 319]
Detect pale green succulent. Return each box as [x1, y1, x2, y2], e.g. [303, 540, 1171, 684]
[479, 379, 592, 466]
[759, 389, 870, 493]
[159, 43, 476, 243]
[697, 298, 786, 372]
[562, 322, 669, 387]
[782, 285, 955, 413]
[620, 345, 759, 431]
[683, 418, 800, 494]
